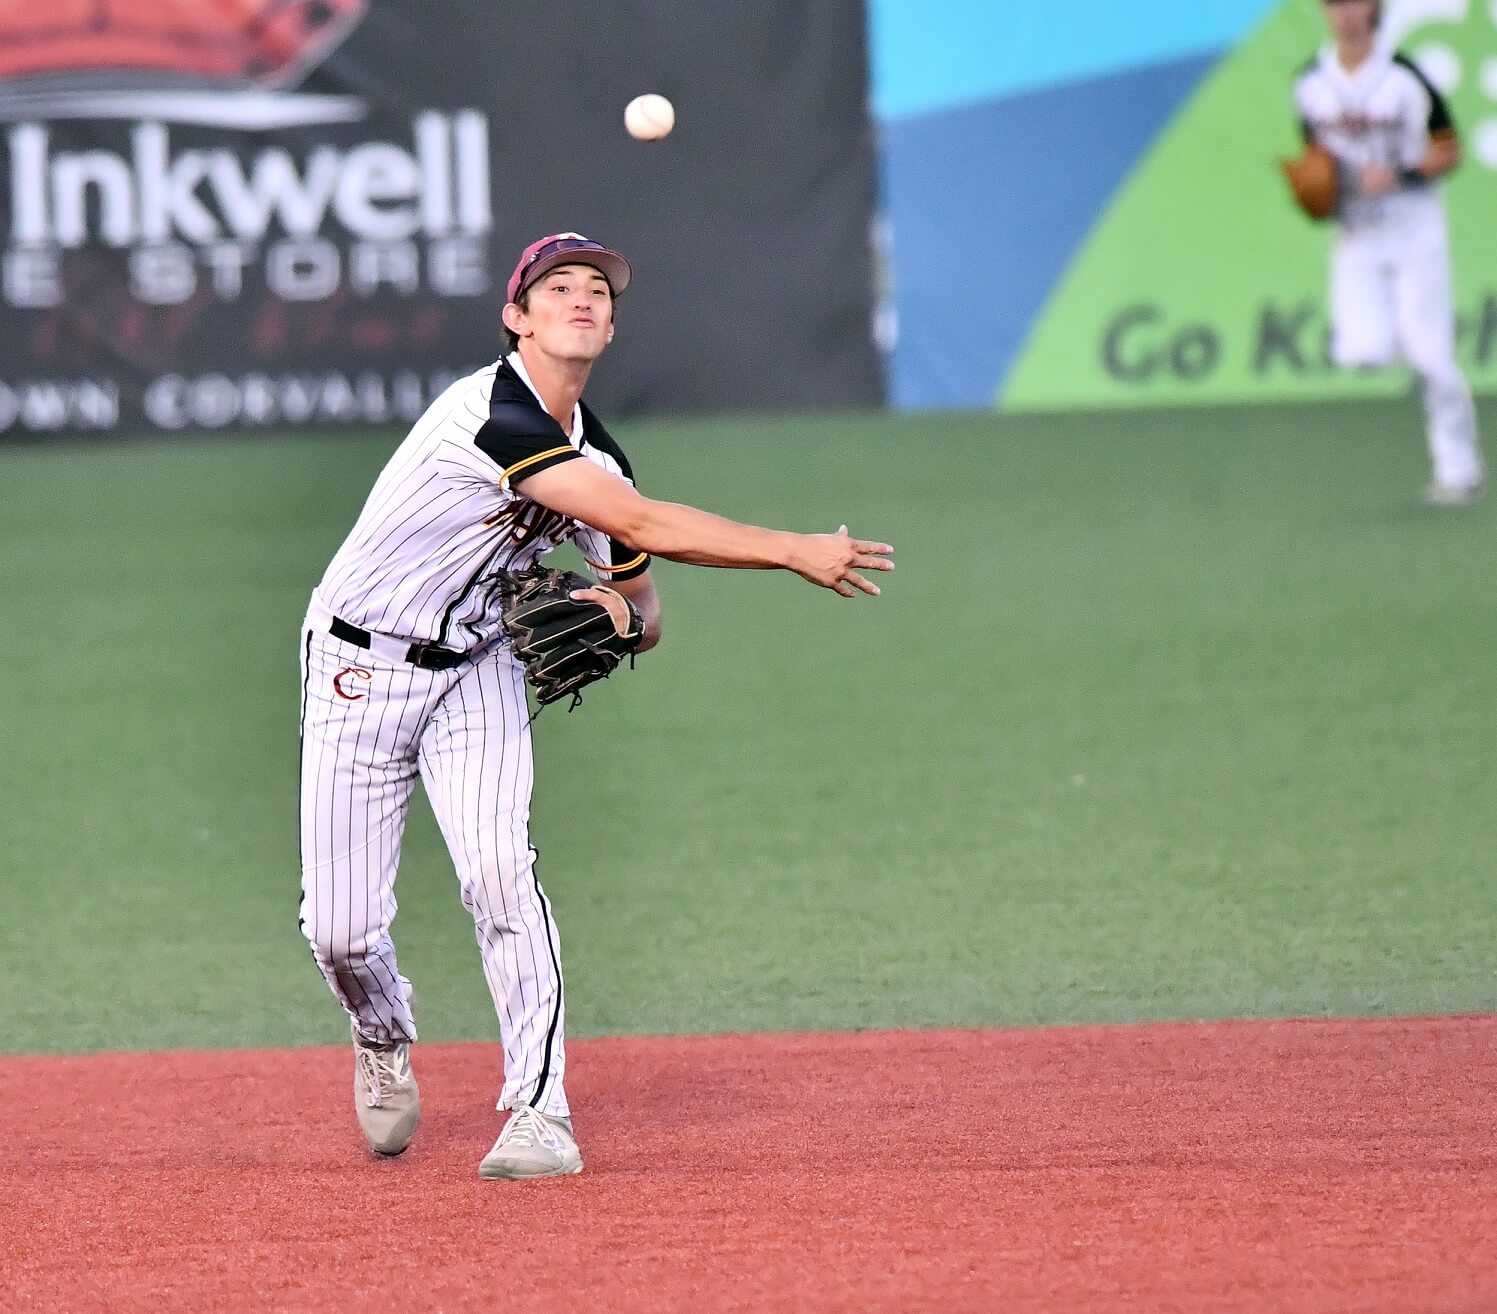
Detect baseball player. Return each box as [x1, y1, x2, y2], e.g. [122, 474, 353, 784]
[1294, 0, 1483, 504]
[298, 232, 894, 1180]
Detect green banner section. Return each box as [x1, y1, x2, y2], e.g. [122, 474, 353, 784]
[1002, 0, 1497, 410]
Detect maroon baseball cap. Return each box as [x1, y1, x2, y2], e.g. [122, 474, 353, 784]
[506, 232, 632, 304]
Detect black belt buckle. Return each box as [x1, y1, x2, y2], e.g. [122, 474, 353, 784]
[407, 642, 463, 671]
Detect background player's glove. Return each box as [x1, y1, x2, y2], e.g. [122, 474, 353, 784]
[1279, 143, 1341, 222]
[498, 565, 644, 709]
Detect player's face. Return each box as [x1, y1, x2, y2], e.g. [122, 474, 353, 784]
[514, 264, 616, 363]
[1324, 0, 1377, 42]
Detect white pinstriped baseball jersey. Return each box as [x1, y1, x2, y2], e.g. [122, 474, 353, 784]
[316, 351, 649, 651]
[1294, 41, 1453, 230]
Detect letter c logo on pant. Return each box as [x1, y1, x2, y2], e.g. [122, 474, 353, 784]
[333, 666, 372, 700]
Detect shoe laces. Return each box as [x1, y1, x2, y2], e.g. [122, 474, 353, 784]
[356, 1042, 409, 1107]
[499, 1104, 561, 1150]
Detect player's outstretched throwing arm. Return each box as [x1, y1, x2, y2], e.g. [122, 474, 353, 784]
[518, 457, 895, 599]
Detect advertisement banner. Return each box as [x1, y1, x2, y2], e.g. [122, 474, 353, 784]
[875, 0, 1497, 411]
[1003, 0, 1497, 411]
[0, 1, 880, 437]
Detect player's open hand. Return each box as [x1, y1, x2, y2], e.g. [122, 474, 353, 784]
[790, 525, 895, 598]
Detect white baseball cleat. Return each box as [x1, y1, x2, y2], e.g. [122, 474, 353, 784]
[478, 1104, 583, 1180]
[1423, 479, 1486, 507]
[352, 1024, 420, 1156]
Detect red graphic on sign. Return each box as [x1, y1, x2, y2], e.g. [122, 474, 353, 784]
[0, 0, 367, 88]
[332, 666, 372, 700]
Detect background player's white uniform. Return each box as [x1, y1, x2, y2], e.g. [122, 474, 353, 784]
[1294, 40, 1483, 494]
[298, 351, 648, 1121]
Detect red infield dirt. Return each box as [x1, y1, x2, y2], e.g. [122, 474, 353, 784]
[3, 1015, 1494, 1313]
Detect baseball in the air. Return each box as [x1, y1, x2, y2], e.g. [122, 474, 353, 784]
[625, 93, 675, 141]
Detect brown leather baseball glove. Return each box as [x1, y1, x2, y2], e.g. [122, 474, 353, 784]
[1279, 143, 1340, 222]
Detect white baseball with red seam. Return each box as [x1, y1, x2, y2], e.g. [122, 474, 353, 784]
[625, 93, 675, 141]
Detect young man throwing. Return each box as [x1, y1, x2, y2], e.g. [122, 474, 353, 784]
[1294, 0, 1484, 504]
[298, 233, 894, 1179]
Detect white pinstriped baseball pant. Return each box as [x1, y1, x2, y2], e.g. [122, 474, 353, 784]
[1330, 205, 1483, 490]
[298, 620, 569, 1118]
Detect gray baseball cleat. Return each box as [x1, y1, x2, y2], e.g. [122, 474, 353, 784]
[478, 1104, 583, 1179]
[1423, 479, 1486, 507]
[352, 1024, 420, 1156]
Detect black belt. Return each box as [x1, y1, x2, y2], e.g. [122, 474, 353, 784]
[328, 616, 468, 671]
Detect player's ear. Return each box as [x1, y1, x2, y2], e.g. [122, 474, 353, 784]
[502, 301, 526, 339]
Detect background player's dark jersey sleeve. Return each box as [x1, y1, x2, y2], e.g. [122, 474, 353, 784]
[473, 369, 582, 487]
[1394, 52, 1456, 136]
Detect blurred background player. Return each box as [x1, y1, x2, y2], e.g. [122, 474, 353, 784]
[1294, 0, 1484, 505]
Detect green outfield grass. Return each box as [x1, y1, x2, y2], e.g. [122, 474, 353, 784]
[2, 398, 1493, 1055]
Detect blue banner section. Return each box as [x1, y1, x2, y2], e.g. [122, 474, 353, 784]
[872, 0, 1276, 119]
[883, 54, 1215, 410]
